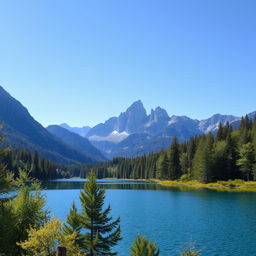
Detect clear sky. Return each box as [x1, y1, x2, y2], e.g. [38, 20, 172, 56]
[0, 0, 255, 127]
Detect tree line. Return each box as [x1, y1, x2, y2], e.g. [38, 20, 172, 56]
[0, 148, 92, 180]
[93, 115, 256, 183]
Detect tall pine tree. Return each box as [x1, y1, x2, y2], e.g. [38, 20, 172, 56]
[65, 172, 121, 256]
[168, 137, 181, 180]
[192, 134, 214, 183]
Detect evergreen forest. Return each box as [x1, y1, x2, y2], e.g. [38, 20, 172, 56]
[93, 115, 256, 183]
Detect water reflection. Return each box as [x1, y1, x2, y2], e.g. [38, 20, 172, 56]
[42, 179, 214, 192]
[41, 181, 161, 190]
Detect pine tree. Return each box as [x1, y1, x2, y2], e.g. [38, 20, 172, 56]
[65, 172, 121, 256]
[237, 142, 254, 181]
[216, 123, 224, 141]
[180, 153, 189, 175]
[156, 152, 169, 180]
[130, 235, 159, 256]
[192, 134, 214, 183]
[63, 202, 84, 248]
[168, 137, 181, 180]
[225, 130, 239, 179]
[239, 115, 251, 145]
[212, 140, 229, 180]
[186, 137, 197, 171]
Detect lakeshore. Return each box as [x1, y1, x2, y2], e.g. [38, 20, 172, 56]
[154, 179, 256, 192]
[55, 177, 256, 192]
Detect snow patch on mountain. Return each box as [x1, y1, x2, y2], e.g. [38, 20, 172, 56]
[89, 130, 129, 143]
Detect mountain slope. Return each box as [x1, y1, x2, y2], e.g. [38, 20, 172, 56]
[60, 101, 251, 158]
[89, 102, 240, 157]
[47, 125, 106, 161]
[0, 86, 98, 164]
[87, 100, 148, 138]
[199, 114, 240, 133]
[59, 123, 91, 137]
[109, 133, 172, 158]
[56, 100, 254, 159]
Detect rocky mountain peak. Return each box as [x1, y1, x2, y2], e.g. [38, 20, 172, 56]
[115, 100, 147, 133]
[125, 100, 147, 116]
[149, 107, 169, 123]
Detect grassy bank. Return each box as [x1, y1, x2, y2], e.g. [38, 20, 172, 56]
[153, 179, 256, 192]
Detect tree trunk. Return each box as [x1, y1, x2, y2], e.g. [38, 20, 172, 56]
[56, 247, 67, 256]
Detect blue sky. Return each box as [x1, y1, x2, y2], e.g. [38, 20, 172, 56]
[0, 0, 255, 127]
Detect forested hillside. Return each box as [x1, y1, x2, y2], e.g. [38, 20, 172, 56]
[1, 149, 91, 180]
[93, 115, 256, 183]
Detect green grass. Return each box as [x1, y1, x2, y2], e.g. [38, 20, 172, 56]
[153, 179, 256, 192]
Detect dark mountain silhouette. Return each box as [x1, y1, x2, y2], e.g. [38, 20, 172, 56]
[0, 86, 99, 164]
[47, 125, 106, 161]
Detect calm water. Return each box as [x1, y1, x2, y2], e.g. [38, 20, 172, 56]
[41, 179, 256, 256]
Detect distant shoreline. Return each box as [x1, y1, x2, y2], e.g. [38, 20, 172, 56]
[153, 179, 256, 192]
[65, 177, 256, 192]
[102, 178, 256, 192]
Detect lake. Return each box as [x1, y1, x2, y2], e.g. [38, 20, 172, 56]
[41, 179, 256, 256]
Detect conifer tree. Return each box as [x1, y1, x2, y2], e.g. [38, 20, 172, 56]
[65, 172, 121, 256]
[130, 235, 159, 256]
[63, 202, 84, 248]
[186, 137, 197, 171]
[239, 115, 251, 145]
[156, 152, 169, 180]
[212, 140, 229, 180]
[216, 123, 224, 141]
[237, 142, 254, 181]
[168, 137, 181, 180]
[180, 153, 189, 175]
[192, 134, 214, 183]
[225, 130, 239, 179]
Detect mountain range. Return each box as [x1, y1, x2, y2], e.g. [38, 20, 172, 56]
[46, 125, 106, 161]
[0, 86, 105, 164]
[0, 85, 255, 162]
[58, 100, 255, 158]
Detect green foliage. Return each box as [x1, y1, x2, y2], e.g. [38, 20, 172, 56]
[156, 152, 169, 180]
[0, 186, 48, 255]
[237, 142, 254, 181]
[130, 235, 159, 256]
[168, 137, 181, 180]
[180, 152, 189, 175]
[180, 174, 190, 181]
[18, 217, 82, 256]
[63, 202, 84, 248]
[2, 149, 72, 181]
[0, 162, 13, 194]
[64, 172, 121, 256]
[0, 131, 13, 194]
[192, 133, 214, 183]
[91, 114, 256, 183]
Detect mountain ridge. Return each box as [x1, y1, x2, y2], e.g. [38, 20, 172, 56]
[0, 86, 101, 164]
[0, 85, 253, 161]
[47, 125, 106, 161]
[57, 101, 253, 158]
